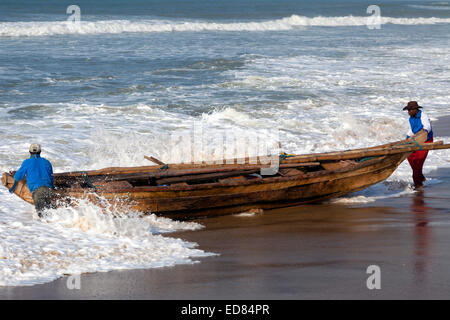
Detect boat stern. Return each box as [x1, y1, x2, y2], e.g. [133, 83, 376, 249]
[2, 172, 13, 189]
[2, 172, 34, 204]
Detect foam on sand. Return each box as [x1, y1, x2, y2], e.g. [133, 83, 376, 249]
[0, 192, 214, 287]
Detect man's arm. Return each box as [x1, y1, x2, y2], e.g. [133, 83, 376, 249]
[420, 111, 432, 133]
[14, 160, 27, 181]
[406, 128, 414, 139]
[10, 160, 27, 193]
[9, 180, 18, 193]
[47, 161, 54, 189]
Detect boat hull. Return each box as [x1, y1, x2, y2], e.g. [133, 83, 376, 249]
[2, 151, 409, 220]
[118, 153, 408, 219]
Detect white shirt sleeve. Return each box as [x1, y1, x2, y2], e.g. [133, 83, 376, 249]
[420, 111, 432, 132]
[406, 127, 413, 138]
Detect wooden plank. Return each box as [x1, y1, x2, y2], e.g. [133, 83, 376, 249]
[93, 180, 133, 191]
[321, 160, 357, 171]
[283, 142, 450, 163]
[219, 176, 247, 183]
[56, 161, 321, 178]
[82, 162, 320, 183]
[170, 182, 188, 186]
[156, 170, 257, 185]
[280, 141, 443, 163]
[144, 156, 166, 165]
[278, 168, 303, 177]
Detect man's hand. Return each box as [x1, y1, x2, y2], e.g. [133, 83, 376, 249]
[413, 129, 428, 144]
[9, 181, 17, 194]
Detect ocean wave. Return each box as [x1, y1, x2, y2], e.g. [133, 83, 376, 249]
[44, 75, 116, 84]
[2, 15, 450, 37]
[0, 193, 212, 286]
[408, 4, 450, 10]
[330, 180, 414, 204]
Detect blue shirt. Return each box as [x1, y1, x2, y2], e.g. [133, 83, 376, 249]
[14, 154, 54, 193]
[407, 110, 433, 141]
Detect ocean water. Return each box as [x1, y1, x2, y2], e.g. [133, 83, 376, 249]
[1, 0, 450, 286]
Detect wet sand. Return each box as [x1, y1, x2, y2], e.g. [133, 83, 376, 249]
[1, 117, 450, 300]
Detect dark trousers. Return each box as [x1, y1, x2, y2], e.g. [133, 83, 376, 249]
[32, 186, 53, 217]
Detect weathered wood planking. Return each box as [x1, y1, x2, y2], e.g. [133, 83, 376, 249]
[3, 138, 449, 220]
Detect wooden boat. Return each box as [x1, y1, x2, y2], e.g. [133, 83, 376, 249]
[2, 139, 450, 220]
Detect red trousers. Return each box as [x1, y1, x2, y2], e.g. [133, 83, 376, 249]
[407, 138, 433, 186]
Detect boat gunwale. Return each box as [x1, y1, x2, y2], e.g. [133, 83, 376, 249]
[53, 138, 419, 178]
[55, 153, 404, 195]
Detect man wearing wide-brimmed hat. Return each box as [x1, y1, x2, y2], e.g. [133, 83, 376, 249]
[403, 101, 434, 189]
[8, 144, 54, 217]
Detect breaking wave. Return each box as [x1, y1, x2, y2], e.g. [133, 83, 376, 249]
[408, 2, 450, 10]
[2, 15, 450, 37]
[0, 193, 213, 287]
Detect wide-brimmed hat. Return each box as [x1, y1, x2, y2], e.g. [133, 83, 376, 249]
[403, 101, 423, 111]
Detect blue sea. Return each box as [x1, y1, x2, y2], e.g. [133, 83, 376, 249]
[1, 0, 450, 286]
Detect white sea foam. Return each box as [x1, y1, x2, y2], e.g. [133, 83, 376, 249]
[1, 15, 450, 37]
[331, 180, 415, 204]
[0, 191, 213, 287]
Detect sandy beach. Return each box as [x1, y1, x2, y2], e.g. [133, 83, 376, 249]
[1, 116, 449, 300]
